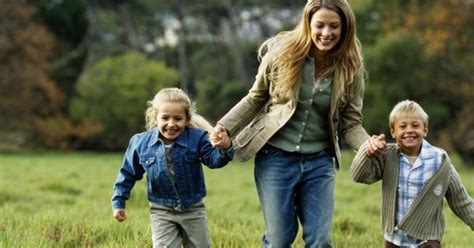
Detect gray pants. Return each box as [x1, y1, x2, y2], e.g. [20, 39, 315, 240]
[150, 202, 210, 248]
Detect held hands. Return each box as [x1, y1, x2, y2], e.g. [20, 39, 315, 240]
[113, 208, 126, 222]
[210, 123, 231, 150]
[365, 134, 386, 157]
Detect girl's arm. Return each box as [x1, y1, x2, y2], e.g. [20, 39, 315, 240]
[111, 135, 145, 210]
[199, 131, 234, 169]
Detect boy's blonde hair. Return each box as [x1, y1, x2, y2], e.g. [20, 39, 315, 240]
[145, 87, 214, 133]
[389, 100, 429, 128]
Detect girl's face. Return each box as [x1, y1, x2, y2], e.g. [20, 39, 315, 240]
[310, 8, 342, 56]
[390, 116, 428, 156]
[157, 101, 190, 144]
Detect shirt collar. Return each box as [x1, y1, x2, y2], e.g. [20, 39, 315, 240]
[418, 139, 436, 161]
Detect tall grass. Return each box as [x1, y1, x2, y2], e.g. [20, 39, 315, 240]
[0, 151, 472, 247]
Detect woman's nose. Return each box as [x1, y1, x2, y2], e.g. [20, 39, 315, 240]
[322, 26, 331, 36]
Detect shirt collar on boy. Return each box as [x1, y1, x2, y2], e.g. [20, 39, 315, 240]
[385, 139, 442, 246]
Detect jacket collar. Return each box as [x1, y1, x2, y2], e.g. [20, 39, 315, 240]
[148, 127, 189, 148]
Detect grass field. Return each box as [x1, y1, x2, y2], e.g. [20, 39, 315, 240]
[0, 151, 472, 247]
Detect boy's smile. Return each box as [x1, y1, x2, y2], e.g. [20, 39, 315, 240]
[391, 116, 428, 156]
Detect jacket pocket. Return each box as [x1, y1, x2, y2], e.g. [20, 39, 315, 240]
[234, 118, 265, 148]
[139, 154, 156, 167]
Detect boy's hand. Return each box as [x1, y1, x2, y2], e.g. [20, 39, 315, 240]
[365, 134, 386, 157]
[113, 209, 126, 222]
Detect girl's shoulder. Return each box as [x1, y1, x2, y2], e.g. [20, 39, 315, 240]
[186, 126, 207, 136]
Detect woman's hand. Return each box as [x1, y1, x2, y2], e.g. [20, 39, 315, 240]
[365, 134, 386, 157]
[210, 123, 231, 150]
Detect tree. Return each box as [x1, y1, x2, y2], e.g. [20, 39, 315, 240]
[70, 52, 179, 149]
[362, 0, 474, 164]
[0, 0, 63, 148]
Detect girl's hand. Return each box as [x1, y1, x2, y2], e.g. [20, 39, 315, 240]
[113, 209, 126, 222]
[365, 134, 386, 157]
[211, 124, 231, 150]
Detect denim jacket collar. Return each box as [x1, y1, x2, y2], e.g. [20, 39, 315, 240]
[148, 128, 189, 148]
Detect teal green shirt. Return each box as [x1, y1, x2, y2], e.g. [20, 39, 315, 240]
[269, 58, 332, 153]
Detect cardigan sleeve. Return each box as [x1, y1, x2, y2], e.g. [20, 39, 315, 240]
[444, 157, 474, 230]
[350, 141, 388, 184]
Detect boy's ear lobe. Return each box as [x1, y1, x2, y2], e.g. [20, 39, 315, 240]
[390, 128, 395, 138]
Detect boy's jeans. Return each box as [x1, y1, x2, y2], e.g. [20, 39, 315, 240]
[255, 144, 335, 248]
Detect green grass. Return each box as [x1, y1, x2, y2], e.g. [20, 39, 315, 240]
[0, 151, 473, 247]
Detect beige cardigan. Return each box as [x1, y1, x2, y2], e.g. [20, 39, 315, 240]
[218, 57, 369, 169]
[351, 143, 474, 240]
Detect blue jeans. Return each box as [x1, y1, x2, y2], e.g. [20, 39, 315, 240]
[255, 144, 335, 248]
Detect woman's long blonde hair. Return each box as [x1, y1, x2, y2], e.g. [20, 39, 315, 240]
[145, 87, 214, 133]
[259, 0, 364, 97]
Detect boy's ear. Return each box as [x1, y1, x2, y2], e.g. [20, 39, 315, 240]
[390, 127, 395, 139]
[423, 125, 428, 137]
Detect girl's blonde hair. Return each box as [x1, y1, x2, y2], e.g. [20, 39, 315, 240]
[389, 100, 429, 128]
[145, 87, 214, 133]
[258, 0, 363, 98]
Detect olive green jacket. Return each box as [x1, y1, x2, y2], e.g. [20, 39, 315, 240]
[218, 57, 369, 169]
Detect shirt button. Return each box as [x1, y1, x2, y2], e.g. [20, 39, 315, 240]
[296, 145, 300, 150]
[320, 88, 323, 92]
[302, 122, 306, 125]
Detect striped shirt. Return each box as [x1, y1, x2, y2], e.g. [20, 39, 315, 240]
[385, 140, 442, 246]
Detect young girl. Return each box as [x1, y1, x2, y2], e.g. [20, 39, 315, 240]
[111, 87, 233, 248]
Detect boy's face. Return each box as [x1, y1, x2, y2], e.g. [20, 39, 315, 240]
[157, 101, 189, 145]
[390, 116, 428, 156]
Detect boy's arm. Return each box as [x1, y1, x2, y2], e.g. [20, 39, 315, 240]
[445, 157, 474, 230]
[351, 141, 387, 184]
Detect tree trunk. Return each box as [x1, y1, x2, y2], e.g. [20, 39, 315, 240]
[222, 0, 248, 85]
[172, 0, 191, 94]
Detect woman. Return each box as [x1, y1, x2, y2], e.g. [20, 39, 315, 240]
[214, 0, 383, 246]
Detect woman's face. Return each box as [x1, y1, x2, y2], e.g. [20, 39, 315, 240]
[310, 8, 342, 55]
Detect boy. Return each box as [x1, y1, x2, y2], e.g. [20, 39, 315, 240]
[351, 100, 474, 247]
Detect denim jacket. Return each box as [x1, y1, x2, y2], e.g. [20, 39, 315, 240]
[112, 127, 234, 210]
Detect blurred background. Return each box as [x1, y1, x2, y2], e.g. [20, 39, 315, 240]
[1, 0, 472, 166]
